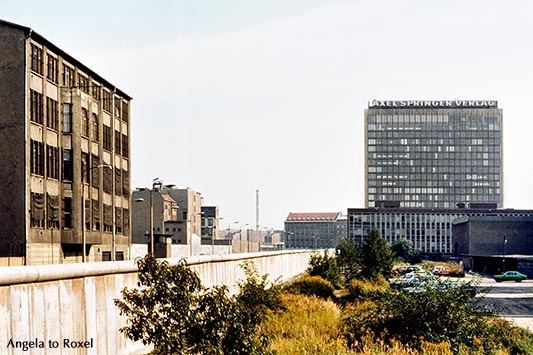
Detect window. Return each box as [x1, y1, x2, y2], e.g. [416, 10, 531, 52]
[31, 44, 43, 75]
[91, 113, 99, 141]
[122, 101, 129, 122]
[81, 152, 90, 183]
[81, 108, 89, 137]
[115, 207, 122, 234]
[92, 199, 101, 231]
[78, 74, 88, 93]
[115, 169, 122, 195]
[115, 131, 121, 155]
[46, 54, 58, 83]
[114, 99, 121, 119]
[46, 145, 59, 179]
[47, 194, 60, 229]
[103, 125, 112, 151]
[30, 140, 44, 176]
[62, 64, 75, 87]
[62, 103, 72, 133]
[30, 90, 44, 124]
[103, 204, 113, 232]
[91, 83, 100, 100]
[102, 90, 112, 112]
[46, 97, 58, 130]
[122, 134, 129, 158]
[30, 193, 45, 228]
[103, 165, 113, 193]
[91, 155, 100, 188]
[123, 208, 129, 235]
[63, 197, 73, 229]
[122, 169, 129, 196]
[62, 149, 73, 181]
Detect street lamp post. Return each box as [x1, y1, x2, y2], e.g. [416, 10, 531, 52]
[502, 235, 508, 273]
[82, 163, 112, 262]
[228, 221, 239, 254]
[150, 178, 163, 255]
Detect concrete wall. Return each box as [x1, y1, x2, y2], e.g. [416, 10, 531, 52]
[0, 250, 315, 354]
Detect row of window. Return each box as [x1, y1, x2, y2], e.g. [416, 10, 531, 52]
[30, 94, 129, 158]
[30, 44, 129, 121]
[367, 113, 501, 125]
[30, 192, 130, 234]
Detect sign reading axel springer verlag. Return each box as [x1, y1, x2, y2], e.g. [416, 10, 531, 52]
[369, 100, 498, 109]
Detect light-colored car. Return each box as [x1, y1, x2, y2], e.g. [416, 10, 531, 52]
[494, 271, 527, 283]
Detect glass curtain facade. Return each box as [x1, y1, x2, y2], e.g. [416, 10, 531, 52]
[365, 104, 503, 208]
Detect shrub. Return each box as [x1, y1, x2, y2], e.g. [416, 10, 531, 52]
[342, 284, 498, 353]
[307, 250, 342, 287]
[285, 275, 335, 300]
[115, 255, 282, 355]
[348, 276, 390, 299]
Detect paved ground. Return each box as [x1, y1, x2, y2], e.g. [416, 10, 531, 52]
[466, 273, 533, 331]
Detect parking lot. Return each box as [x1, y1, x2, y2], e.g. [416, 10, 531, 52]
[465, 273, 533, 330]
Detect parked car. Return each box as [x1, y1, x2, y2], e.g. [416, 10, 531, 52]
[437, 267, 451, 276]
[390, 271, 434, 289]
[494, 271, 527, 283]
[432, 266, 444, 275]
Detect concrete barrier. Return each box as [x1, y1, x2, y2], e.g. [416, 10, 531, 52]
[0, 250, 315, 355]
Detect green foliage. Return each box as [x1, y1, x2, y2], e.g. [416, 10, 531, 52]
[285, 275, 335, 300]
[347, 276, 390, 300]
[115, 255, 283, 355]
[341, 282, 515, 354]
[361, 229, 393, 279]
[335, 237, 362, 282]
[307, 250, 342, 287]
[391, 237, 422, 264]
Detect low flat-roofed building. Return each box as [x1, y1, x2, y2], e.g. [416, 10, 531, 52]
[348, 206, 533, 255]
[453, 215, 533, 276]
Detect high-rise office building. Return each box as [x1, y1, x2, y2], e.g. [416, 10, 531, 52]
[0, 20, 132, 265]
[365, 100, 503, 209]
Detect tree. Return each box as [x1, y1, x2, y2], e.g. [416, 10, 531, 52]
[391, 237, 421, 264]
[361, 228, 393, 279]
[307, 250, 341, 287]
[114, 255, 282, 354]
[335, 237, 361, 282]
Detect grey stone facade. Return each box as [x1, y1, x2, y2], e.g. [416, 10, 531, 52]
[0, 20, 132, 265]
[284, 212, 345, 249]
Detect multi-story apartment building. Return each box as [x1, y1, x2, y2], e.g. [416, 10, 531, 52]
[201, 206, 220, 243]
[348, 206, 533, 254]
[160, 186, 203, 248]
[365, 100, 503, 209]
[131, 188, 178, 246]
[0, 20, 132, 265]
[284, 212, 345, 249]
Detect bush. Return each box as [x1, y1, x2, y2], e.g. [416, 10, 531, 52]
[343, 284, 499, 353]
[285, 275, 335, 300]
[307, 250, 342, 287]
[115, 255, 282, 355]
[348, 276, 390, 299]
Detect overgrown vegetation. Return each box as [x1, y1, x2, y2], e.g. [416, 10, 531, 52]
[115, 255, 282, 354]
[116, 232, 533, 355]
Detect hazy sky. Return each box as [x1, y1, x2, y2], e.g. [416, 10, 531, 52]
[3, 1, 533, 229]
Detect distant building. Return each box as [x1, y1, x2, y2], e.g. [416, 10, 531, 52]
[453, 215, 533, 276]
[284, 212, 345, 249]
[0, 20, 132, 265]
[348, 206, 533, 254]
[201, 206, 220, 242]
[131, 188, 178, 246]
[365, 100, 503, 209]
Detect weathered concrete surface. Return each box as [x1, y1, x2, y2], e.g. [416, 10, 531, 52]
[0, 250, 315, 355]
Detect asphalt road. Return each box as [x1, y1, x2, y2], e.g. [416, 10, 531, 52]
[465, 273, 533, 331]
